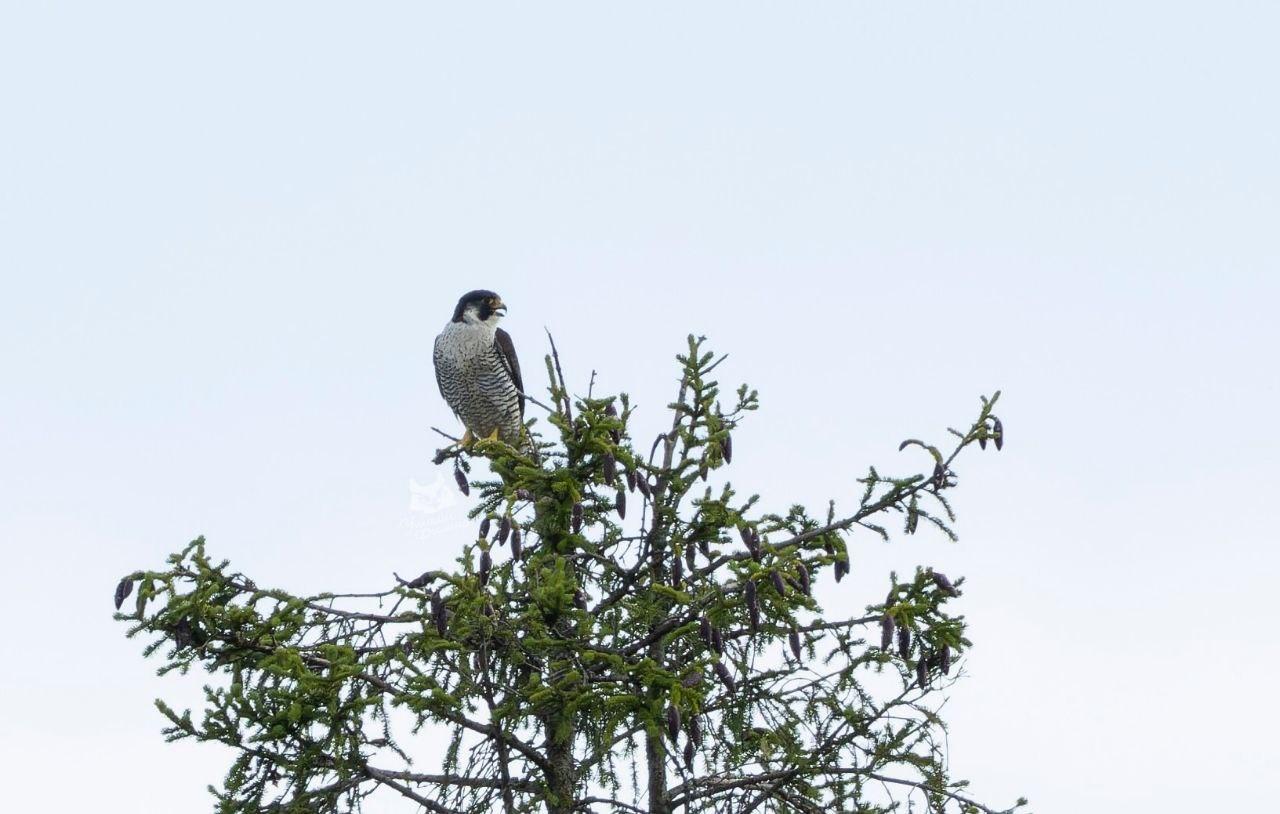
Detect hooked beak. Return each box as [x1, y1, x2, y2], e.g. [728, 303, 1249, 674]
[492, 300, 507, 316]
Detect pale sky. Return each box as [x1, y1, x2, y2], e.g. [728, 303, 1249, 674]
[2, 3, 1277, 812]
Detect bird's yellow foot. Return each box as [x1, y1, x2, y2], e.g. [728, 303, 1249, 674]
[485, 428, 501, 442]
[460, 429, 475, 447]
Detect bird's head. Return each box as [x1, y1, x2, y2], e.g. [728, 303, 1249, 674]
[451, 290, 507, 326]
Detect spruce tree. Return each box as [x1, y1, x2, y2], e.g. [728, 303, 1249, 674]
[116, 335, 1024, 813]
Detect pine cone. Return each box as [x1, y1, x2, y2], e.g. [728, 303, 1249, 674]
[431, 592, 448, 637]
[405, 571, 433, 589]
[834, 557, 850, 583]
[930, 569, 958, 596]
[713, 660, 736, 693]
[113, 577, 134, 610]
[604, 401, 621, 444]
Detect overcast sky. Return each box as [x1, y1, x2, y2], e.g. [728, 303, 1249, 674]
[2, 3, 1277, 812]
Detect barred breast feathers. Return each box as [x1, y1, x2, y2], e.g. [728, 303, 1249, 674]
[433, 321, 528, 451]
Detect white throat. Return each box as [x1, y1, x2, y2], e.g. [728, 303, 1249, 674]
[460, 306, 503, 329]
[443, 318, 497, 341]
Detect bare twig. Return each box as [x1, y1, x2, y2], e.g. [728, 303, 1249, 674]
[545, 328, 572, 421]
[431, 426, 462, 443]
[366, 766, 464, 814]
[518, 388, 557, 414]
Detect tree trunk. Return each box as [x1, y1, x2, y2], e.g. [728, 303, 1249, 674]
[544, 713, 576, 814]
[646, 728, 670, 814]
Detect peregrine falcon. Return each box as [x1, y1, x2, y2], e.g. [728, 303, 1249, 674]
[433, 290, 531, 454]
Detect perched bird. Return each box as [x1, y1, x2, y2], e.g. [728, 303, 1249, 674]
[433, 290, 532, 454]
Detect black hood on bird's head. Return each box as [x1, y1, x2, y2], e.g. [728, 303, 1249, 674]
[451, 289, 504, 323]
